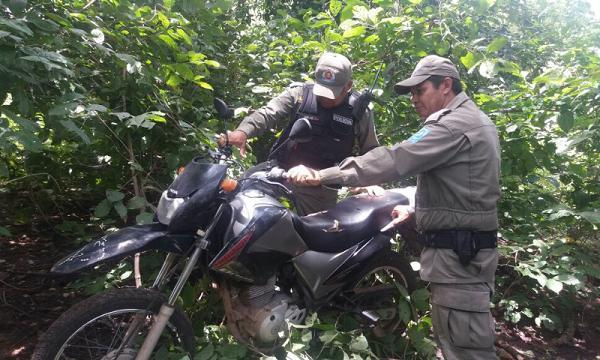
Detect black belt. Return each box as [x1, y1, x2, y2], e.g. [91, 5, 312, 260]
[421, 230, 497, 249]
[420, 230, 497, 265]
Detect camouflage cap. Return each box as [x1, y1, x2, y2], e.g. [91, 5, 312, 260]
[394, 55, 460, 95]
[313, 52, 352, 99]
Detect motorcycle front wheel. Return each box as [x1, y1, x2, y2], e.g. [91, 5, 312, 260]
[32, 288, 195, 360]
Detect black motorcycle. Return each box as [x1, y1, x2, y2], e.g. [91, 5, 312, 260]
[32, 100, 419, 360]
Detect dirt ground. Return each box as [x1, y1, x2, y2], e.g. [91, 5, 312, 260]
[1, 228, 599, 360]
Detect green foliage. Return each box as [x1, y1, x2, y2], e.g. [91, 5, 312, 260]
[1, 0, 599, 357]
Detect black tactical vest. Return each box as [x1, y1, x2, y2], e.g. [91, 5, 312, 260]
[271, 84, 360, 170]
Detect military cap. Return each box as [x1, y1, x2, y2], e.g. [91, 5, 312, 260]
[394, 55, 460, 94]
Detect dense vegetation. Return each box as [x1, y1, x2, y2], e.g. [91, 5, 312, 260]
[1, 0, 598, 358]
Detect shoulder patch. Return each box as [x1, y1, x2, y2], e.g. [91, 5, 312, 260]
[408, 127, 431, 144]
[424, 108, 451, 123]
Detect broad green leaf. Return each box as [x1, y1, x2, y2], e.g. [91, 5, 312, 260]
[29, 18, 60, 33]
[398, 299, 412, 324]
[106, 190, 125, 202]
[353, 6, 370, 22]
[545, 278, 563, 294]
[176, 28, 192, 45]
[120, 270, 132, 280]
[175, 63, 195, 81]
[487, 37, 507, 53]
[87, 104, 108, 112]
[0, 226, 11, 237]
[196, 81, 214, 90]
[534, 273, 547, 287]
[148, 112, 166, 123]
[94, 199, 112, 218]
[196, 343, 214, 359]
[548, 209, 572, 220]
[252, 85, 271, 94]
[4, 110, 43, 152]
[158, 34, 177, 49]
[364, 34, 379, 44]
[219, 344, 246, 358]
[411, 288, 430, 311]
[558, 105, 574, 132]
[204, 60, 221, 68]
[480, 0, 497, 8]
[91, 28, 104, 44]
[339, 19, 360, 31]
[0, 163, 8, 178]
[311, 19, 333, 28]
[577, 211, 600, 224]
[343, 25, 366, 38]
[166, 74, 183, 88]
[349, 334, 369, 352]
[460, 52, 480, 70]
[110, 112, 132, 121]
[60, 120, 91, 144]
[329, 0, 342, 16]
[555, 274, 581, 286]
[319, 329, 338, 344]
[136, 212, 154, 225]
[478, 60, 496, 78]
[127, 196, 147, 209]
[381, 16, 402, 24]
[114, 201, 128, 220]
[0, 18, 33, 36]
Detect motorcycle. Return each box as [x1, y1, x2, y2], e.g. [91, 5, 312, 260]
[32, 99, 419, 360]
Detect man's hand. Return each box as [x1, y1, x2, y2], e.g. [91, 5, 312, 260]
[391, 205, 414, 223]
[380, 205, 414, 232]
[349, 186, 386, 197]
[286, 165, 321, 186]
[218, 130, 248, 157]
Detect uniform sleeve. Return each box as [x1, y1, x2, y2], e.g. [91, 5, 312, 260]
[356, 107, 380, 154]
[319, 122, 468, 186]
[236, 87, 301, 137]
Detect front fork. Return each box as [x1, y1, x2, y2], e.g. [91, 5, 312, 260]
[134, 203, 226, 360]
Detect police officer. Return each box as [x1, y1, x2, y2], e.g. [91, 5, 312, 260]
[220, 52, 379, 215]
[287, 55, 500, 359]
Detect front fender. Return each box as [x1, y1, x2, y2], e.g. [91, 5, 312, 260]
[51, 224, 194, 275]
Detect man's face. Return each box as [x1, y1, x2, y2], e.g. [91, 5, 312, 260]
[410, 80, 447, 120]
[317, 81, 352, 109]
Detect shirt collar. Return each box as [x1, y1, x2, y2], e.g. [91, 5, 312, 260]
[446, 92, 470, 110]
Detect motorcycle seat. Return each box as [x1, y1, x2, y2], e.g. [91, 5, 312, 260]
[294, 191, 409, 252]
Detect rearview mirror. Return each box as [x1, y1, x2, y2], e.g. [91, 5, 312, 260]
[213, 98, 233, 120]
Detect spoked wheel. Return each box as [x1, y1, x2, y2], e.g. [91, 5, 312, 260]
[344, 252, 418, 335]
[32, 288, 195, 360]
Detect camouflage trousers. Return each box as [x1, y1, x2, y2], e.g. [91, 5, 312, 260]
[430, 282, 498, 360]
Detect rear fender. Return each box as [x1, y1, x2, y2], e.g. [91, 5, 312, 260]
[51, 224, 194, 275]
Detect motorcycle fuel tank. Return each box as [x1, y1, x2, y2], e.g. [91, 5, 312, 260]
[210, 189, 307, 283]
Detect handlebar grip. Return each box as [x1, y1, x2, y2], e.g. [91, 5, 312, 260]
[266, 167, 288, 180]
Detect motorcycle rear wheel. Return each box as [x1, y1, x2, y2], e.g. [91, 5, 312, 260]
[345, 251, 418, 334]
[32, 288, 195, 360]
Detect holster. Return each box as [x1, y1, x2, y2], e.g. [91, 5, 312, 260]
[454, 230, 477, 266]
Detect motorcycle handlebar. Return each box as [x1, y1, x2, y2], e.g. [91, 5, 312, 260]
[266, 167, 288, 180]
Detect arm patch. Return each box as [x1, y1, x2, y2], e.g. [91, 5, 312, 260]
[408, 128, 431, 144]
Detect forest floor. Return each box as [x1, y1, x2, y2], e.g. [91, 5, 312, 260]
[0, 226, 599, 360]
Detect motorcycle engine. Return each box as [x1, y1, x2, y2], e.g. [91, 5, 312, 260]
[218, 277, 306, 350]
